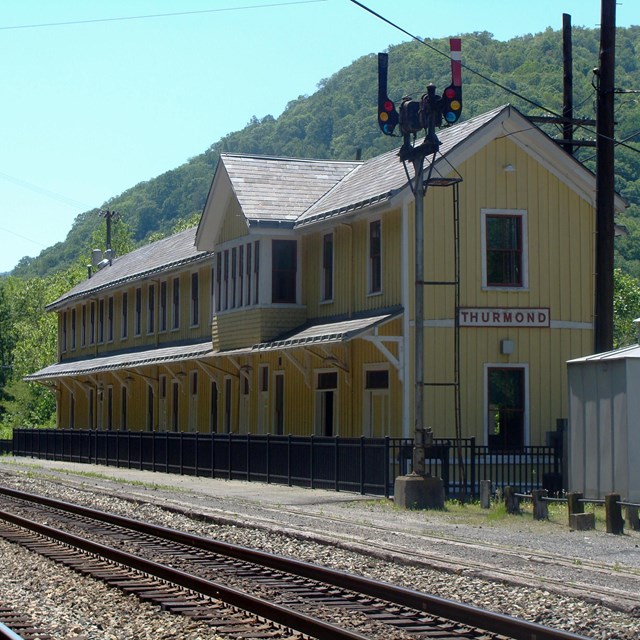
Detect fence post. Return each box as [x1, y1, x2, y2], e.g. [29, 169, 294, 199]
[246, 434, 250, 482]
[384, 437, 390, 499]
[360, 436, 365, 495]
[469, 436, 476, 499]
[195, 431, 199, 477]
[334, 436, 339, 492]
[532, 489, 548, 520]
[287, 434, 292, 487]
[567, 492, 584, 523]
[626, 505, 640, 531]
[479, 479, 491, 509]
[310, 435, 314, 490]
[266, 433, 271, 485]
[227, 433, 232, 481]
[605, 493, 624, 534]
[504, 486, 520, 514]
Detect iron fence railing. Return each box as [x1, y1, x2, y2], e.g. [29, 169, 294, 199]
[11, 429, 563, 499]
[0, 439, 12, 455]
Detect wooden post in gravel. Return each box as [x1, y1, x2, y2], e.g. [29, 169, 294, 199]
[504, 486, 520, 514]
[626, 505, 640, 531]
[532, 489, 548, 520]
[605, 493, 624, 534]
[567, 492, 583, 520]
[479, 480, 491, 509]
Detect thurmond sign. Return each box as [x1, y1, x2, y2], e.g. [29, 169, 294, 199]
[458, 307, 550, 328]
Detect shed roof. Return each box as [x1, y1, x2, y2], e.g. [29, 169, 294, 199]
[25, 339, 214, 381]
[568, 343, 640, 363]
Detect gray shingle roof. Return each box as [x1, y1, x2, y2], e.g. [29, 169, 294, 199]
[47, 227, 211, 310]
[25, 339, 214, 380]
[220, 154, 361, 224]
[296, 106, 507, 226]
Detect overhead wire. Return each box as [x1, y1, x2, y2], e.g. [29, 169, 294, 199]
[349, 0, 640, 157]
[0, 0, 327, 31]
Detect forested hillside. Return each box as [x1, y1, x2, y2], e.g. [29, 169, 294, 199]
[10, 26, 640, 278]
[2, 25, 640, 432]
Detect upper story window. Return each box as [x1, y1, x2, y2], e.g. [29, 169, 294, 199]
[98, 299, 104, 343]
[121, 292, 128, 339]
[160, 281, 167, 332]
[172, 277, 180, 329]
[481, 209, 528, 289]
[148, 283, 155, 334]
[369, 220, 382, 294]
[322, 232, 334, 302]
[254, 240, 260, 305]
[81, 305, 87, 347]
[215, 255, 222, 311]
[71, 309, 76, 350]
[231, 248, 237, 308]
[190, 272, 199, 326]
[272, 239, 297, 303]
[135, 287, 142, 336]
[89, 301, 95, 345]
[61, 311, 67, 353]
[107, 296, 114, 342]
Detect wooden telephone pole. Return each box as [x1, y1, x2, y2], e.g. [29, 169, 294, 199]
[594, 0, 616, 353]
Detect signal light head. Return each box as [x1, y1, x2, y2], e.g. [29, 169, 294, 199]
[442, 84, 462, 125]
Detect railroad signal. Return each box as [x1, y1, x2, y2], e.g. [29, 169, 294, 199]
[377, 38, 463, 138]
[442, 38, 463, 124]
[442, 84, 462, 124]
[378, 53, 399, 135]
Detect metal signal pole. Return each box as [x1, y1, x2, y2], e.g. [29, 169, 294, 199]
[594, 0, 616, 353]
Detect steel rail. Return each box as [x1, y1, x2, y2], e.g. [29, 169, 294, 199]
[0, 485, 590, 640]
[0, 508, 369, 640]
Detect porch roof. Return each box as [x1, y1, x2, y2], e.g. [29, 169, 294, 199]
[24, 340, 214, 381]
[225, 309, 402, 355]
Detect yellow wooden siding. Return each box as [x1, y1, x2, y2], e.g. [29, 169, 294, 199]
[302, 208, 403, 318]
[218, 198, 249, 244]
[419, 137, 595, 443]
[213, 306, 307, 351]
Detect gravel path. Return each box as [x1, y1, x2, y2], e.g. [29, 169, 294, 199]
[0, 457, 639, 639]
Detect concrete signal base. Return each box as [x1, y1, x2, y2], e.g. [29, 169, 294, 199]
[394, 473, 445, 510]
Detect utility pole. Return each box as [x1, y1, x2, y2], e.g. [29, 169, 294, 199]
[562, 13, 574, 155]
[594, 0, 616, 353]
[99, 210, 120, 264]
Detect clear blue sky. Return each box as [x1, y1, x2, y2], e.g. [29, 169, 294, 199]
[0, 0, 637, 273]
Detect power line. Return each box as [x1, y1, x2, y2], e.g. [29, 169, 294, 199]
[349, 0, 640, 157]
[0, 171, 93, 210]
[0, 0, 326, 31]
[349, 0, 557, 116]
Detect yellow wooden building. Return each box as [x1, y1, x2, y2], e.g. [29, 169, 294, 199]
[27, 105, 626, 449]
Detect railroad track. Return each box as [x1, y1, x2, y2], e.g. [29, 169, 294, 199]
[0, 604, 52, 640]
[0, 485, 589, 640]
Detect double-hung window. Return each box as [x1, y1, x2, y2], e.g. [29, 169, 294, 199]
[272, 240, 297, 303]
[369, 220, 381, 294]
[482, 209, 527, 288]
[322, 232, 334, 302]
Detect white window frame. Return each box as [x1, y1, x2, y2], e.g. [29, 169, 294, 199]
[480, 208, 529, 291]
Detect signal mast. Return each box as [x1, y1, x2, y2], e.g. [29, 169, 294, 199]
[378, 40, 462, 504]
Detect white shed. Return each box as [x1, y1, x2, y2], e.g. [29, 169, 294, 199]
[567, 344, 640, 501]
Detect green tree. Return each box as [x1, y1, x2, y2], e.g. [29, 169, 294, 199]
[613, 268, 640, 348]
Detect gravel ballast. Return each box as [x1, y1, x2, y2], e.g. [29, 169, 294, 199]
[0, 457, 639, 639]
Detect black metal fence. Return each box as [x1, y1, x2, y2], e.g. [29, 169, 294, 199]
[0, 439, 11, 455]
[10, 429, 563, 499]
